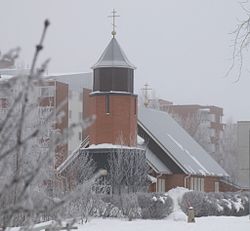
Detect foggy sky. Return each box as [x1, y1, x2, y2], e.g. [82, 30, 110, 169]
[1, 0, 250, 122]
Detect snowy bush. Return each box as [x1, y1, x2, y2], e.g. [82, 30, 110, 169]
[98, 195, 124, 218]
[137, 193, 173, 219]
[180, 191, 249, 217]
[96, 193, 173, 220]
[121, 193, 141, 220]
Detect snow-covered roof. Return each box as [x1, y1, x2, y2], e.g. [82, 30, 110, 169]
[148, 174, 157, 183]
[138, 106, 229, 177]
[0, 68, 30, 76]
[57, 142, 144, 174]
[87, 143, 143, 150]
[44, 72, 92, 92]
[137, 135, 171, 174]
[92, 38, 136, 69]
[146, 148, 172, 174]
[0, 74, 14, 82]
[57, 145, 82, 173]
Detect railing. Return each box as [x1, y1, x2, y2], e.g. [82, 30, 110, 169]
[80, 136, 90, 148]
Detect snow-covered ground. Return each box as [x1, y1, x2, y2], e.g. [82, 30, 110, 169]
[77, 216, 250, 231]
[8, 187, 250, 231]
[76, 187, 249, 231]
[9, 216, 250, 231]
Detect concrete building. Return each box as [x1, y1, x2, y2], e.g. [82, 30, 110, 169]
[237, 121, 250, 189]
[0, 73, 68, 169]
[38, 80, 68, 168]
[44, 72, 92, 156]
[156, 103, 224, 154]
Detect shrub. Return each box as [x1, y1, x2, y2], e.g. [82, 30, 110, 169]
[99, 192, 173, 219]
[94, 195, 124, 218]
[137, 193, 173, 219]
[180, 191, 249, 217]
[121, 193, 141, 220]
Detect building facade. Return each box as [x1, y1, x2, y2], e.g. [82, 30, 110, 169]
[237, 121, 250, 189]
[0, 74, 69, 169]
[157, 103, 224, 154]
[38, 80, 69, 168]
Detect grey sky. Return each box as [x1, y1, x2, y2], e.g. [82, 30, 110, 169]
[1, 0, 249, 122]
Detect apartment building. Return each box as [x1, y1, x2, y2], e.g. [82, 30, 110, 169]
[156, 103, 224, 153]
[0, 73, 68, 169]
[237, 121, 250, 189]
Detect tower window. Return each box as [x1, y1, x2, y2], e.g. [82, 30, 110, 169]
[105, 95, 110, 114]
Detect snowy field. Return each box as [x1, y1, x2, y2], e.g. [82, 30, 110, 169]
[8, 188, 250, 230]
[77, 216, 250, 231]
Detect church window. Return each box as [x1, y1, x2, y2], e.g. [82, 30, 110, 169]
[105, 95, 110, 114]
[40, 86, 54, 97]
[157, 178, 165, 192]
[215, 182, 219, 192]
[190, 177, 204, 192]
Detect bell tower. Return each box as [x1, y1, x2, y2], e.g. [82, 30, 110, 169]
[89, 10, 137, 146]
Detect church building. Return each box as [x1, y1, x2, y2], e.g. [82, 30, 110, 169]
[57, 11, 238, 193]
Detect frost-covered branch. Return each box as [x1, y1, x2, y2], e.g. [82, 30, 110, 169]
[0, 19, 97, 230]
[226, 2, 250, 81]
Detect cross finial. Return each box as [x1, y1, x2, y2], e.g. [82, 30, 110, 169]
[108, 9, 120, 38]
[141, 83, 152, 107]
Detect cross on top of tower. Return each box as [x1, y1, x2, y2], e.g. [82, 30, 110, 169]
[142, 83, 152, 107]
[108, 9, 120, 38]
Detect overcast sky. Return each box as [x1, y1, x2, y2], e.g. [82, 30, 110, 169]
[1, 0, 250, 122]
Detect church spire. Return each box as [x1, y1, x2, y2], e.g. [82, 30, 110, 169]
[108, 9, 120, 38]
[92, 9, 135, 69]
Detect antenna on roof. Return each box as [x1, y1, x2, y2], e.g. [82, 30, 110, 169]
[108, 9, 120, 38]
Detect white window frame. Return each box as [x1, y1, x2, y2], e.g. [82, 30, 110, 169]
[190, 177, 204, 192]
[157, 178, 165, 192]
[40, 86, 55, 97]
[215, 182, 219, 192]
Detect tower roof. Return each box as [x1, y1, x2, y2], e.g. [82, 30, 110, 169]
[92, 38, 136, 69]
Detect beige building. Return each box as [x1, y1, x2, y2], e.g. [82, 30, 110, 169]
[149, 101, 224, 154]
[237, 121, 250, 189]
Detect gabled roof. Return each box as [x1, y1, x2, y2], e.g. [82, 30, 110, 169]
[92, 38, 136, 69]
[138, 106, 229, 177]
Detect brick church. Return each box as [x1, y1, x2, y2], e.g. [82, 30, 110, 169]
[57, 13, 238, 193]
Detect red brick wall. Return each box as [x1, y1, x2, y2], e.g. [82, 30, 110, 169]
[165, 174, 185, 191]
[219, 180, 241, 192]
[89, 94, 137, 146]
[204, 176, 218, 192]
[148, 173, 224, 193]
[148, 174, 185, 192]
